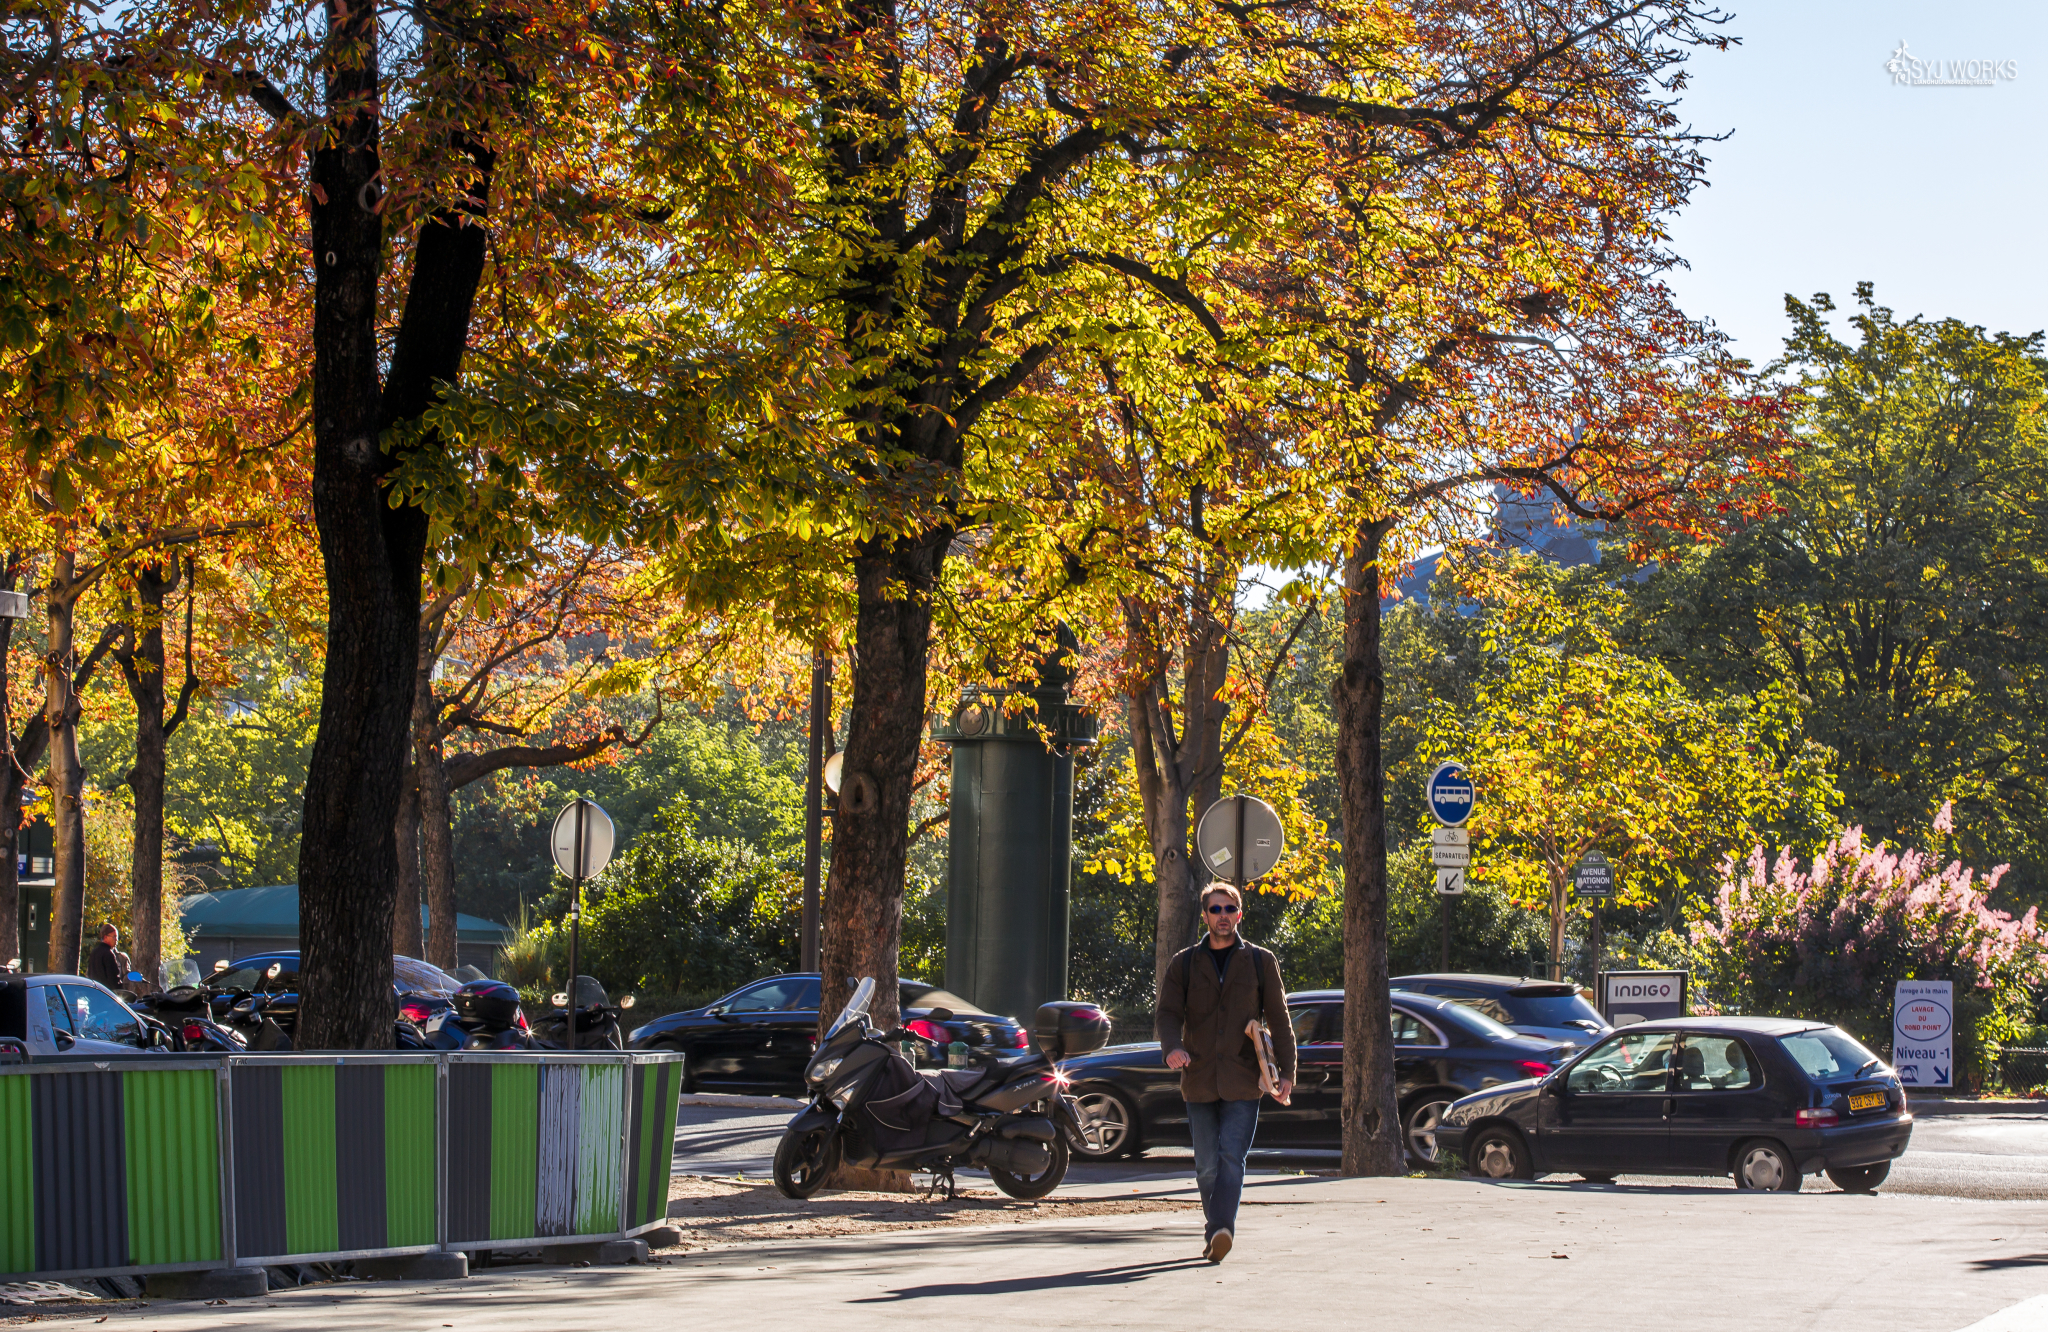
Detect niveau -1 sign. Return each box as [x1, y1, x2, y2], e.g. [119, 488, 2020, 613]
[1893, 979, 1953, 1089]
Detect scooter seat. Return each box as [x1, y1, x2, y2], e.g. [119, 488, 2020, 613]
[923, 1068, 991, 1100]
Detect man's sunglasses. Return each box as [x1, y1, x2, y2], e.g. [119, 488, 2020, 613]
[1206, 903, 1241, 915]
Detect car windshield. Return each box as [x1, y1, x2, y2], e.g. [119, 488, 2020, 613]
[1779, 1027, 1886, 1081]
[212, 959, 295, 991]
[1502, 993, 1607, 1028]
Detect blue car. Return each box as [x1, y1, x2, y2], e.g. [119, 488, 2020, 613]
[1435, 1016, 1913, 1191]
[1060, 989, 1569, 1166]
[1389, 973, 1611, 1051]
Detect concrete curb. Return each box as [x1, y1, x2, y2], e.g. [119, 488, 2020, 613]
[1909, 1098, 2048, 1117]
[679, 1093, 804, 1111]
[143, 1267, 268, 1300]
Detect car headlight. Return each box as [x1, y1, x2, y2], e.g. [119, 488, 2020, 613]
[809, 1055, 843, 1084]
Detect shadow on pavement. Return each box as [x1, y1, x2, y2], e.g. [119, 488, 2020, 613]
[1971, 1254, 2048, 1270]
[852, 1255, 1214, 1302]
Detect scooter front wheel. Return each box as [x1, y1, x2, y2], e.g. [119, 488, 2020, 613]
[989, 1136, 1069, 1201]
[773, 1126, 842, 1200]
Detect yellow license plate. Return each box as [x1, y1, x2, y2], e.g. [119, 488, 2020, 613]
[1848, 1091, 1887, 1113]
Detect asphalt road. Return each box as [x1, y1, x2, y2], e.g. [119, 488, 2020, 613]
[675, 1096, 2048, 1198]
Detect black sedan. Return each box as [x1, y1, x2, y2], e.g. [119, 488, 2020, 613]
[626, 973, 1030, 1095]
[1061, 989, 1569, 1165]
[1435, 1016, 1914, 1191]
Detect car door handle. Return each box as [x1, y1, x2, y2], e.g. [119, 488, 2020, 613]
[1662, 1097, 1674, 1119]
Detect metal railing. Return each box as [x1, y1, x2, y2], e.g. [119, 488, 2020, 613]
[0, 1049, 682, 1281]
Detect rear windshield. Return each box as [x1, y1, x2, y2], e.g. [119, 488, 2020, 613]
[902, 984, 977, 1015]
[1428, 1000, 1523, 1043]
[1779, 1028, 1886, 1081]
[1502, 993, 1607, 1027]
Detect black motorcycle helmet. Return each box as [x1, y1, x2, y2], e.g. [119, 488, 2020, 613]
[453, 979, 523, 1026]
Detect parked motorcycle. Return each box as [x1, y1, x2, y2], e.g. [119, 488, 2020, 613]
[130, 959, 247, 1052]
[530, 976, 635, 1051]
[421, 979, 537, 1050]
[771, 977, 1110, 1201]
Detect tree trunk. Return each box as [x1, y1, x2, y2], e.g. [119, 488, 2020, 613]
[1336, 517, 1404, 1176]
[392, 775, 422, 957]
[419, 736, 458, 971]
[296, 0, 492, 1045]
[818, 532, 947, 1038]
[118, 561, 192, 989]
[1128, 691, 1199, 988]
[44, 551, 87, 976]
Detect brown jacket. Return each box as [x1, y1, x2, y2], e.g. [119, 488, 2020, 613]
[1155, 937, 1296, 1103]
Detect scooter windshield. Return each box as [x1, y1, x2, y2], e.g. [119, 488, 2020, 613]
[825, 977, 875, 1040]
[162, 958, 202, 989]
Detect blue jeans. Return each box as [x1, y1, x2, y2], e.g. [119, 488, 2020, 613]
[1185, 1098, 1260, 1240]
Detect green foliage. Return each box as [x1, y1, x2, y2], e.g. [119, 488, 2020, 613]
[1418, 556, 1839, 939]
[1622, 285, 2048, 901]
[81, 637, 320, 892]
[450, 705, 806, 927]
[508, 807, 799, 1004]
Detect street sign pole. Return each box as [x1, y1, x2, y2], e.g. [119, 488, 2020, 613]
[567, 800, 584, 1018]
[1440, 894, 1450, 971]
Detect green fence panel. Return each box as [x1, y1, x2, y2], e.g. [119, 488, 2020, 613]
[487, 1062, 538, 1241]
[0, 1075, 31, 1273]
[574, 1063, 622, 1235]
[122, 1070, 222, 1266]
[384, 1063, 436, 1248]
[280, 1064, 339, 1255]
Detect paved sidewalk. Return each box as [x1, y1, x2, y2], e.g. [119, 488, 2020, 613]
[42, 1175, 2048, 1332]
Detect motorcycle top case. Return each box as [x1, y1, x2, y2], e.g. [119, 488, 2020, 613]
[1034, 1001, 1112, 1058]
[453, 979, 523, 1026]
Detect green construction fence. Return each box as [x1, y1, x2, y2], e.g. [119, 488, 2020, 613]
[0, 1050, 683, 1279]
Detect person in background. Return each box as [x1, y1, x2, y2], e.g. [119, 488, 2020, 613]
[1156, 883, 1295, 1265]
[86, 923, 123, 988]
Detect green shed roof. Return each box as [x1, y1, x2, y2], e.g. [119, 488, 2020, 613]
[179, 883, 513, 944]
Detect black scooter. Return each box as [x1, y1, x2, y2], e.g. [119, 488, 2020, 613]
[130, 960, 247, 1051]
[421, 979, 537, 1050]
[529, 976, 635, 1051]
[772, 978, 1107, 1201]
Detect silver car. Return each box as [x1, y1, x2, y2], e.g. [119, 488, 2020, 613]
[5, 973, 162, 1056]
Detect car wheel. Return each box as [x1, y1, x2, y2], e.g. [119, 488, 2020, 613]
[1463, 1126, 1532, 1181]
[1070, 1087, 1141, 1160]
[1733, 1139, 1802, 1192]
[1825, 1162, 1890, 1194]
[1403, 1096, 1455, 1166]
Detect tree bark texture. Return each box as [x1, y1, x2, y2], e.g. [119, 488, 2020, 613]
[417, 730, 457, 970]
[392, 773, 422, 958]
[1336, 517, 1404, 1176]
[297, 0, 493, 1046]
[817, 533, 947, 1038]
[115, 561, 196, 989]
[44, 550, 87, 975]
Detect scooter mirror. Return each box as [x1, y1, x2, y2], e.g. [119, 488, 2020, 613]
[126, 971, 146, 984]
[265, 963, 282, 980]
[551, 993, 568, 1008]
[212, 960, 229, 972]
[619, 995, 636, 1010]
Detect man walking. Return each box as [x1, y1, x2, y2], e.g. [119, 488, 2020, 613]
[1157, 883, 1294, 1264]
[86, 923, 123, 987]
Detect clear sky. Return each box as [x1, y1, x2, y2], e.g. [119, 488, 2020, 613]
[1662, 3, 2047, 363]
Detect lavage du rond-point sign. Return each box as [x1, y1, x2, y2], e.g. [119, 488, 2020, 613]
[1893, 980, 1954, 1089]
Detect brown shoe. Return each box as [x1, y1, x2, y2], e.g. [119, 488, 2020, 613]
[1205, 1230, 1232, 1263]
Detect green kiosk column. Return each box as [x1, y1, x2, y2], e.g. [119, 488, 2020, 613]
[932, 657, 1096, 1028]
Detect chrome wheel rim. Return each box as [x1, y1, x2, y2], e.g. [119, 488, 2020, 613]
[1407, 1101, 1451, 1163]
[1740, 1146, 1787, 1190]
[1073, 1092, 1130, 1155]
[1473, 1137, 1517, 1179]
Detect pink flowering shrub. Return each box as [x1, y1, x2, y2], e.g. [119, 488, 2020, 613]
[1685, 812, 2047, 1088]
